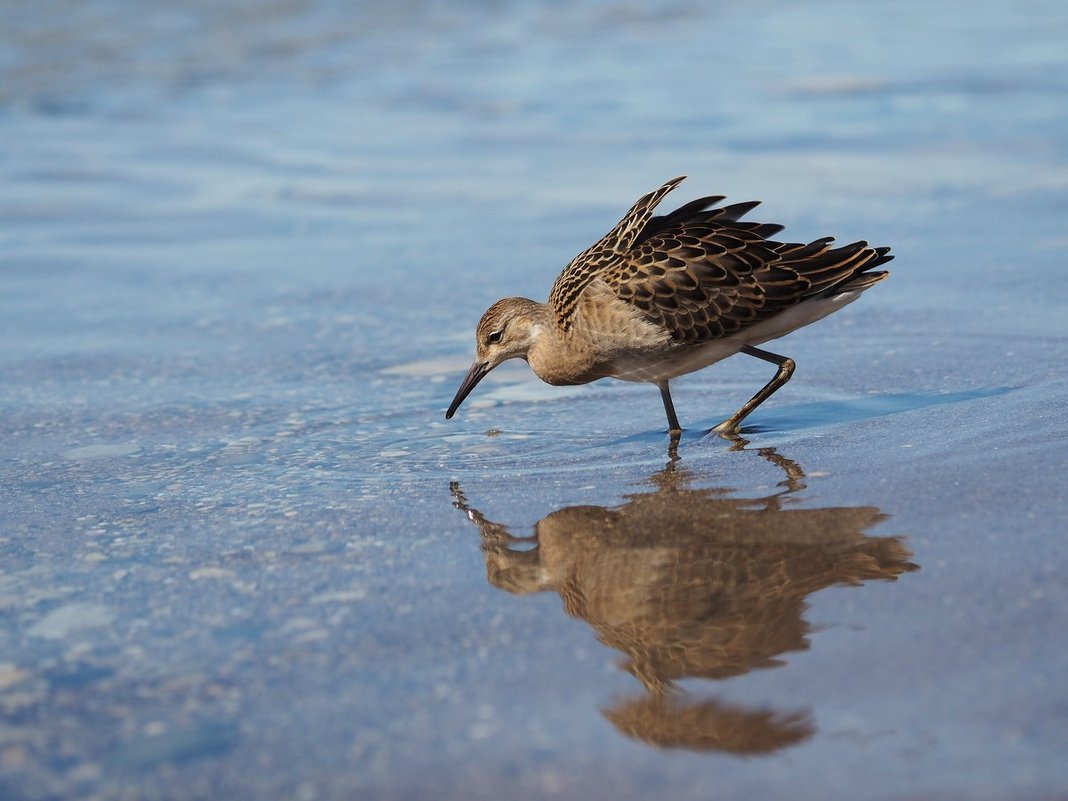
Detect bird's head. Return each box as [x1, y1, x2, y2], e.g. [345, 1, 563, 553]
[445, 297, 545, 419]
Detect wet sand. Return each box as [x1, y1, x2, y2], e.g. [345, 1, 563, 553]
[2, 1, 1067, 799]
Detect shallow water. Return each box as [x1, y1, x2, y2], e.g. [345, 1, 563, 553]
[2, 1, 1068, 799]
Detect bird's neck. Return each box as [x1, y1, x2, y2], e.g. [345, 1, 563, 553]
[527, 312, 600, 386]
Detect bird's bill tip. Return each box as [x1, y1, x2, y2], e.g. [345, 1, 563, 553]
[445, 361, 490, 420]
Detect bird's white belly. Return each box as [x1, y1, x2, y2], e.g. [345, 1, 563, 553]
[610, 290, 862, 383]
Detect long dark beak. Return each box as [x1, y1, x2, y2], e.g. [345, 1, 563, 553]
[445, 361, 490, 419]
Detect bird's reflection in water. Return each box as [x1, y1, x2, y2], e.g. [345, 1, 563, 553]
[451, 438, 918, 755]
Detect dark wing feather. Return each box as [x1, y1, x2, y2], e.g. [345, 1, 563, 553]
[605, 198, 892, 344]
[549, 176, 686, 325]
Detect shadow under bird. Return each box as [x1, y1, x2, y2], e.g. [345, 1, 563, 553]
[445, 176, 892, 433]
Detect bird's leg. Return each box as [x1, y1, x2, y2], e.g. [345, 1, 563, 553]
[713, 345, 795, 434]
[658, 380, 682, 433]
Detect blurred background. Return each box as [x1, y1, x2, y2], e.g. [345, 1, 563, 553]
[2, 1, 1066, 799]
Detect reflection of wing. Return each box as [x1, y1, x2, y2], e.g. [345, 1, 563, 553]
[603, 696, 812, 755]
[538, 494, 912, 690]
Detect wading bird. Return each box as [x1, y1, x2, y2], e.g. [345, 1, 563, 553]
[446, 176, 890, 434]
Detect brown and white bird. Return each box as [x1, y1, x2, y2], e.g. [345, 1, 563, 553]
[446, 176, 891, 434]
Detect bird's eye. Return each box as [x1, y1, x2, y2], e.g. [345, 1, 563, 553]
[487, 330, 503, 344]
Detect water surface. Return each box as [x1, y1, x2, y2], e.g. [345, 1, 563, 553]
[2, 1, 1067, 799]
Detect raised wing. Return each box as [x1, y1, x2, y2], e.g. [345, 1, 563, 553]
[548, 176, 686, 325]
[603, 195, 892, 344]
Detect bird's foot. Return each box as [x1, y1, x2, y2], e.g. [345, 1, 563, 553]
[710, 419, 741, 436]
[706, 423, 751, 451]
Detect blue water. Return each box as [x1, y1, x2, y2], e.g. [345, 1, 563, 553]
[2, 1, 1067, 799]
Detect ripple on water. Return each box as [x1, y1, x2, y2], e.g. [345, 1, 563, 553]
[62, 443, 142, 460]
[367, 351, 1019, 488]
[366, 425, 679, 487]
